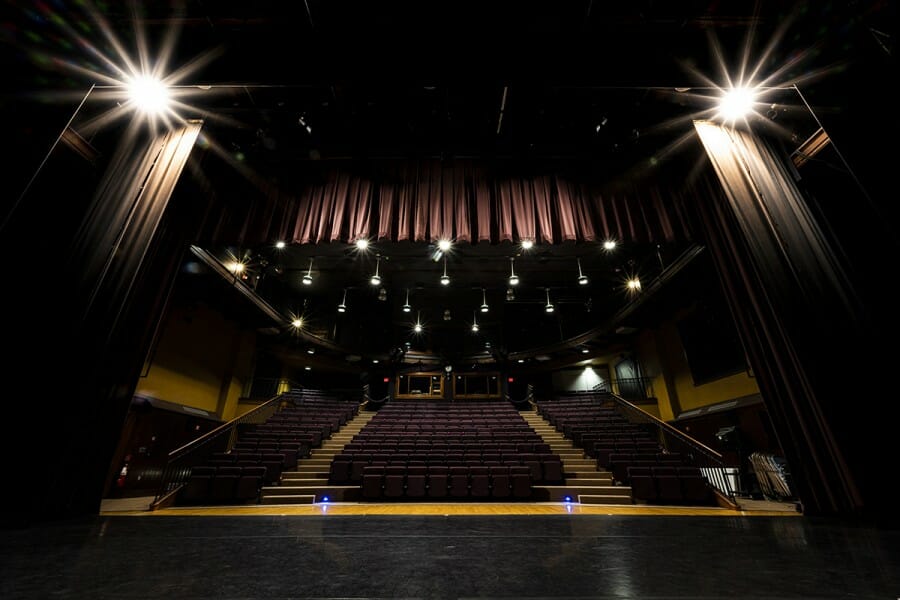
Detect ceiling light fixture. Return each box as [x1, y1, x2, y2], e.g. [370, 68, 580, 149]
[355, 238, 369, 251]
[275, 240, 286, 249]
[403, 289, 412, 313]
[378, 287, 387, 301]
[480, 288, 489, 313]
[298, 113, 312, 134]
[302, 258, 314, 285]
[521, 239, 534, 250]
[718, 86, 757, 123]
[370, 256, 382, 286]
[127, 74, 170, 115]
[506, 287, 515, 301]
[508, 257, 519, 286]
[472, 311, 480, 333]
[440, 257, 450, 285]
[577, 257, 588, 285]
[627, 277, 642, 292]
[544, 289, 555, 313]
[337, 289, 348, 313]
[443, 308, 451, 321]
[291, 317, 303, 328]
[414, 311, 423, 333]
[603, 239, 617, 252]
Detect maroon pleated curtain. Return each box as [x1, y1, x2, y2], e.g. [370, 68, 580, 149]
[212, 160, 696, 246]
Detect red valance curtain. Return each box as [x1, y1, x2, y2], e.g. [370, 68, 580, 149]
[208, 160, 696, 246]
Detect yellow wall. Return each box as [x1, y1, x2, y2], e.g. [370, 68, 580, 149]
[134, 302, 257, 421]
[637, 320, 759, 422]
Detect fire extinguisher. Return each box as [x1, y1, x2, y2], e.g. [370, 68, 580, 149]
[117, 455, 131, 488]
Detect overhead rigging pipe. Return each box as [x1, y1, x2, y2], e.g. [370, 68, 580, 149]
[496, 85, 508, 135]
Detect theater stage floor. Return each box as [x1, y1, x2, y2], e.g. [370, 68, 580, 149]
[3, 498, 898, 599]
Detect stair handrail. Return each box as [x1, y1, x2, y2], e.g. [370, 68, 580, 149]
[149, 388, 298, 509]
[362, 383, 390, 410]
[603, 391, 740, 501]
[545, 389, 740, 502]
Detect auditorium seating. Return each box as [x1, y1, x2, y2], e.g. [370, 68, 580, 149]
[179, 464, 270, 505]
[180, 465, 215, 505]
[536, 392, 717, 506]
[175, 390, 359, 506]
[209, 466, 242, 502]
[235, 466, 267, 502]
[625, 459, 715, 505]
[329, 400, 557, 500]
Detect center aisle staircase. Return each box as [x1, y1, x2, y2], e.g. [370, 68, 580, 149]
[520, 408, 633, 505]
[260, 409, 374, 504]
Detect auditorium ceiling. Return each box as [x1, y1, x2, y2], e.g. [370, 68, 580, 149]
[9, 0, 886, 372]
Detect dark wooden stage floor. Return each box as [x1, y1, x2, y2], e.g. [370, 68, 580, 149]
[2, 498, 897, 599]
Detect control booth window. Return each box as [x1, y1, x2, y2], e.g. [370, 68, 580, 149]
[396, 373, 444, 399]
[454, 373, 501, 399]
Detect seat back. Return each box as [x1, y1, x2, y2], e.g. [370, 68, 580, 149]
[210, 466, 241, 502]
[405, 466, 427, 498]
[235, 466, 267, 502]
[427, 465, 449, 498]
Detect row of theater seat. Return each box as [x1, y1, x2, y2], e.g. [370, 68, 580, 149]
[176, 393, 360, 505]
[330, 453, 564, 484]
[344, 436, 551, 454]
[207, 451, 288, 483]
[180, 465, 267, 505]
[334, 400, 566, 500]
[606, 452, 686, 484]
[628, 465, 712, 504]
[537, 395, 717, 506]
[359, 464, 533, 500]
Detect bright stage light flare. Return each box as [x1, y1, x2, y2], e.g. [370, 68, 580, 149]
[718, 87, 756, 122]
[127, 75, 170, 114]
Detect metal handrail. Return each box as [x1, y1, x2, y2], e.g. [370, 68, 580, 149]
[600, 390, 739, 501]
[542, 387, 740, 502]
[363, 386, 391, 409]
[149, 388, 298, 509]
